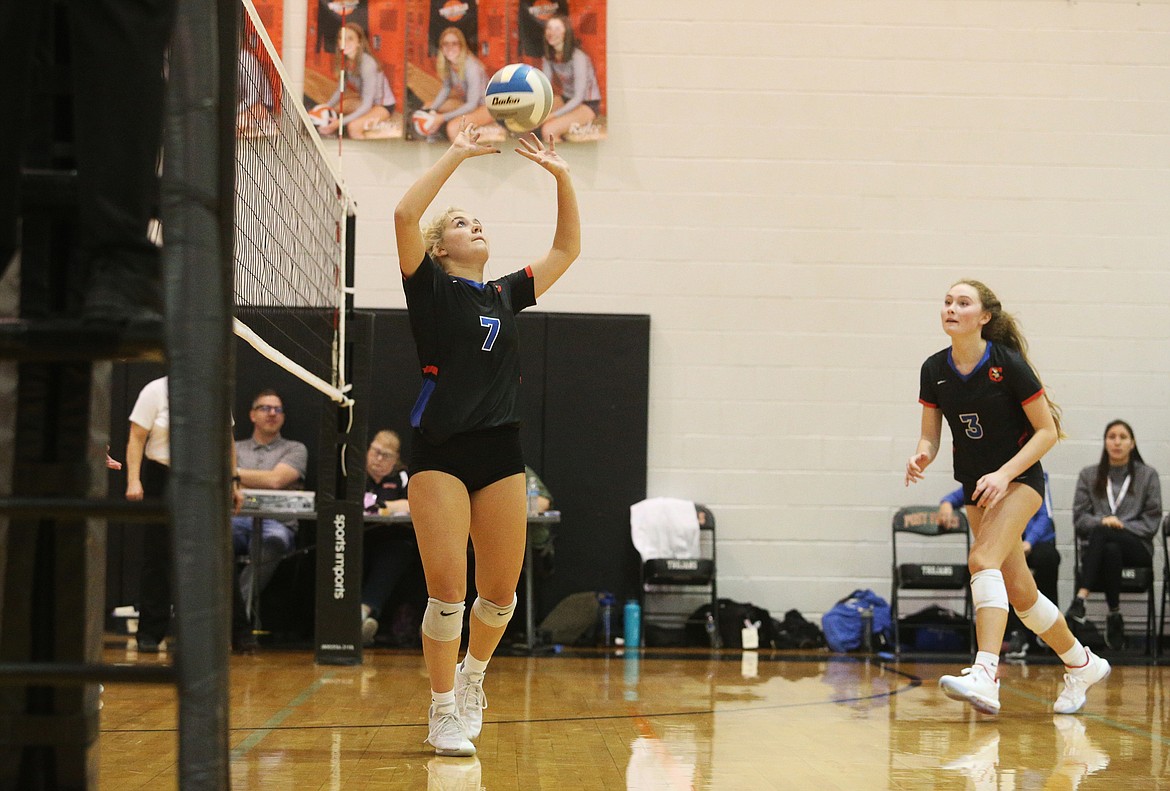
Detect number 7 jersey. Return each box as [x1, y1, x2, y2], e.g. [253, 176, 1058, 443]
[403, 254, 536, 443]
[918, 342, 1044, 483]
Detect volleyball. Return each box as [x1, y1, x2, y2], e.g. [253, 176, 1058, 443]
[485, 63, 554, 133]
[411, 109, 443, 138]
[308, 105, 337, 127]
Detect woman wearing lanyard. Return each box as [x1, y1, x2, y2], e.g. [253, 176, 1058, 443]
[1068, 419, 1163, 649]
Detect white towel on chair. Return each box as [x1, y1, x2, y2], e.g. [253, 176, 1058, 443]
[631, 497, 700, 561]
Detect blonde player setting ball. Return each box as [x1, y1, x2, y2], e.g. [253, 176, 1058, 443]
[394, 121, 579, 756]
[906, 280, 1109, 716]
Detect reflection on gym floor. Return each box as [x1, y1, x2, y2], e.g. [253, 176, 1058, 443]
[98, 643, 1169, 790]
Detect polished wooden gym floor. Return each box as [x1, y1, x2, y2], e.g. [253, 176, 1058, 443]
[97, 639, 1168, 790]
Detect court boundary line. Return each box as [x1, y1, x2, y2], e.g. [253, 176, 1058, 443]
[228, 670, 337, 759]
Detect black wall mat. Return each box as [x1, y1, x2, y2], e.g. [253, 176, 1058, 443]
[541, 314, 650, 612]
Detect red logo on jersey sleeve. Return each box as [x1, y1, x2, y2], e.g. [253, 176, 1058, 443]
[989, 367, 1003, 382]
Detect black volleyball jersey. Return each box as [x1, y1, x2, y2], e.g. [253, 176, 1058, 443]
[403, 254, 536, 443]
[918, 342, 1044, 483]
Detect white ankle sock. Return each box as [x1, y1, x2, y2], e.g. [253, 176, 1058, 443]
[1059, 642, 1089, 668]
[975, 651, 999, 675]
[432, 689, 456, 708]
[461, 653, 489, 675]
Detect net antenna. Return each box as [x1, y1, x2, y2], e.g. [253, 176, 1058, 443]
[235, 0, 355, 407]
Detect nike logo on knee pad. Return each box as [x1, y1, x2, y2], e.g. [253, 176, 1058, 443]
[440, 610, 459, 616]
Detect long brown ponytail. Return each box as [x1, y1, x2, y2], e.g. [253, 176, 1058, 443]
[957, 279, 1066, 439]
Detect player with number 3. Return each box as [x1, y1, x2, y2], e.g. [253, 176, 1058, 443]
[905, 280, 1110, 717]
[393, 121, 580, 756]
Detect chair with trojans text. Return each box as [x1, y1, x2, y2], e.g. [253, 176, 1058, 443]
[632, 498, 717, 647]
[892, 504, 973, 655]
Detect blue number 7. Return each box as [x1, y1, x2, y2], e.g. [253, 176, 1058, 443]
[480, 316, 500, 351]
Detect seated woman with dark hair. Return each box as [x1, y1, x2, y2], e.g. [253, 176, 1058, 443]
[1068, 419, 1162, 650]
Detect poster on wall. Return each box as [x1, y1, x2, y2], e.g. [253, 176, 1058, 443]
[248, 0, 404, 139]
[517, 0, 606, 143]
[304, 1, 406, 139]
[403, 0, 500, 143]
[405, 0, 606, 144]
[245, 0, 605, 144]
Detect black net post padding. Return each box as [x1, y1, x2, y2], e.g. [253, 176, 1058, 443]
[314, 310, 372, 665]
[162, 0, 237, 788]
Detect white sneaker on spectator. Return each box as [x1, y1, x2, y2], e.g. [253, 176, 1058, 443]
[1004, 630, 1029, 663]
[361, 616, 378, 646]
[454, 665, 487, 740]
[939, 663, 1000, 715]
[1054, 649, 1110, 715]
[425, 703, 475, 757]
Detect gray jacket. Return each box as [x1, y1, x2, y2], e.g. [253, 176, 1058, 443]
[1072, 460, 1162, 560]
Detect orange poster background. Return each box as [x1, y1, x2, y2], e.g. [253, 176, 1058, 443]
[244, 1, 605, 142]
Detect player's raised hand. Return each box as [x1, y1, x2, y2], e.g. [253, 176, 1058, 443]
[452, 118, 500, 156]
[515, 133, 568, 176]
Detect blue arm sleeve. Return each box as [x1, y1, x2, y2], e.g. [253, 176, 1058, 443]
[939, 487, 965, 508]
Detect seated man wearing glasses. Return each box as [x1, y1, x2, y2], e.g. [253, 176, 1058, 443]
[360, 429, 425, 646]
[232, 389, 309, 626]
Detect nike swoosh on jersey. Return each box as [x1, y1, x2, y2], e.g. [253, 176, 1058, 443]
[936, 380, 946, 385]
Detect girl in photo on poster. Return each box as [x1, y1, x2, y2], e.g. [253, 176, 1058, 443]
[418, 27, 506, 144]
[312, 23, 398, 139]
[538, 13, 601, 143]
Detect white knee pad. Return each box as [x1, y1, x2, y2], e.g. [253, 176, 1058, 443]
[1015, 592, 1060, 635]
[421, 597, 465, 642]
[970, 569, 1009, 612]
[471, 594, 517, 629]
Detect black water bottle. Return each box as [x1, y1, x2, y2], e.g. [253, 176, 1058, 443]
[598, 593, 615, 646]
[861, 606, 874, 653]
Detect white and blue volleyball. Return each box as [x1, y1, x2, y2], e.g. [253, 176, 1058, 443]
[485, 63, 554, 133]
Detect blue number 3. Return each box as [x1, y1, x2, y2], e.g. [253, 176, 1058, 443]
[959, 413, 983, 439]
[479, 316, 500, 351]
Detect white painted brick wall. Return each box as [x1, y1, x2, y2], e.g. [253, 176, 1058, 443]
[336, 1, 1170, 622]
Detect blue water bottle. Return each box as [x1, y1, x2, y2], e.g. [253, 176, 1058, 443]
[623, 599, 641, 648]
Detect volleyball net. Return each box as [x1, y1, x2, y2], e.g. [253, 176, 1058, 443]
[233, 0, 353, 406]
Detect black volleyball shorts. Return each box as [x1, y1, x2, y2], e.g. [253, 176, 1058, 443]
[410, 425, 525, 493]
[961, 462, 1044, 506]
